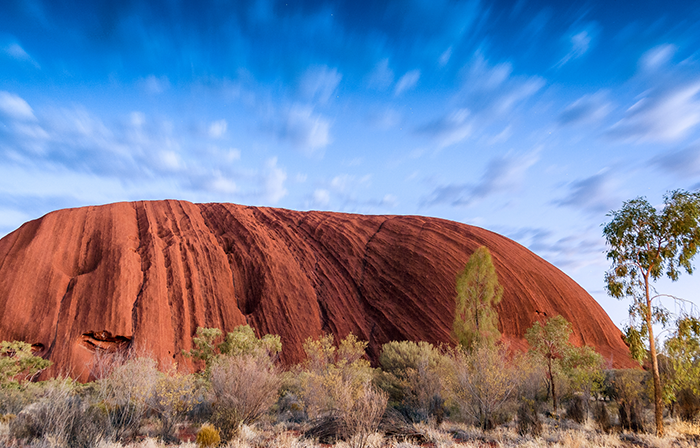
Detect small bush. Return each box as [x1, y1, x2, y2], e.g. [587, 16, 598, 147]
[677, 388, 700, 422]
[517, 399, 542, 437]
[593, 402, 612, 434]
[450, 343, 521, 430]
[196, 423, 221, 447]
[209, 350, 280, 441]
[566, 395, 586, 424]
[377, 340, 448, 423]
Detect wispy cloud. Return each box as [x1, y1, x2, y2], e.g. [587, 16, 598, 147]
[555, 22, 600, 68]
[394, 70, 420, 96]
[416, 109, 472, 148]
[0, 91, 36, 120]
[366, 59, 394, 91]
[422, 151, 539, 207]
[558, 92, 611, 126]
[298, 65, 342, 104]
[138, 75, 170, 94]
[268, 104, 332, 155]
[2, 42, 40, 68]
[554, 170, 621, 214]
[457, 53, 545, 117]
[651, 144, 700, 178]
[607, 45, 700, 143]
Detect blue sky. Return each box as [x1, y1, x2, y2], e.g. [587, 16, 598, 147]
[2, 0, 700, 331]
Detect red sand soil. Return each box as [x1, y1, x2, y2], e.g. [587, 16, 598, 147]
[0, 200, 635, 380]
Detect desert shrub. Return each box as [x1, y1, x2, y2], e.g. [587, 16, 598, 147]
[565, 395, 586, 424]
[97, 356, 158, 441]
[186, 325, 282, 372]
[606, 369, 649, 432]
[298, 334, 374, 420]
[450, 343, 521, 430]
[377, 340, 449, 423]
[150, 368, 200, 442]
[0, 383, 40, 414]
[9, 378, 108, 448]
[516, 399, 542, 437]
[593, 402, 612, 433]
[209, 350, 280, 441]
[677, 388, 700, 422]
[196, 423, 221, 447]
[342, 383, 388, 448]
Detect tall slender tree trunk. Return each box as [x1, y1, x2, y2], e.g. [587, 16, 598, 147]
[548, 358, 558, 412]
[645, 276, 664, 436]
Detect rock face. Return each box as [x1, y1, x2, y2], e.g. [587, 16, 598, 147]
[0, 200, 634, 380]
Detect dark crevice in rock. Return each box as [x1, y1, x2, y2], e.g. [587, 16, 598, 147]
[80, 331, 131, 353]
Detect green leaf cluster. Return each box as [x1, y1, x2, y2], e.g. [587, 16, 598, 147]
[185, 325, 282, 372]
[0, 341, 52, 385]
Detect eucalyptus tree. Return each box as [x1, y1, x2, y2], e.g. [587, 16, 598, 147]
[453, 246, 503, 351]
[603, 189, 700, 436]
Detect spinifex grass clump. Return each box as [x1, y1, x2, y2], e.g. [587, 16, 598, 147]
[195, 423, 221, 447]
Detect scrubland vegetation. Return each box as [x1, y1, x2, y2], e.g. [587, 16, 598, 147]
[2, 321, 700, 448]
[2, 189, 700, 447]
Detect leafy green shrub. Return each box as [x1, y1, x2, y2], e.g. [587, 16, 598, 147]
[377, 340, 449, 422]
[150, 367, 199, 442]
[450, 343, 521, 430]
[0, 341, 52, 385]
[196, 423, 221, 447]
[605, 369, 649, 432]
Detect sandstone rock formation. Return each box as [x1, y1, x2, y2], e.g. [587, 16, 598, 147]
[0, 200, 634, 380]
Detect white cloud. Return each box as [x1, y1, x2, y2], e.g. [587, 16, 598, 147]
[439, 47, 452, 67]
[394, 70, 421, 96]
[139, 75, 170, 94]
[416, 108, 472, 148]
[272, 105, 332, 155]
[457, 53, 544, 118]
[3, 42, 39, 68]
[312, 189, 331, 207]
[422, 151, 539, 207]
[556, 23, 599, 68]
[298, 66, 342, 104]
[640, 44, 676, 72]
[554, 170, 621, 214]
[366, 59, 394, 90]
[0, 91, 36, 120]
[208, 119, 228, 138]
[608, 81, 700, 142]
[208, 172, 238, 194]
[558, 92, 611, 126]
[261, 157, 287, 203]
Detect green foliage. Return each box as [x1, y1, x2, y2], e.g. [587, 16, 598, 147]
[603, 189, 700, 436]
[665, 317, 700, 395]
[525, 315, 603, 412]
[377, 340, 449, 422]
[453, 246, 503, 351]
[0, 341, 51, 385]
[185, 325, 282, 372]
[450, 343, 522, 430]
[196, 422, 221, 447]
[150, 366, 200, 442]
[298, 333, 374, 420]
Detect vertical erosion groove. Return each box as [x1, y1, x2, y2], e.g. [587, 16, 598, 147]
[131, 203, 151, 340]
